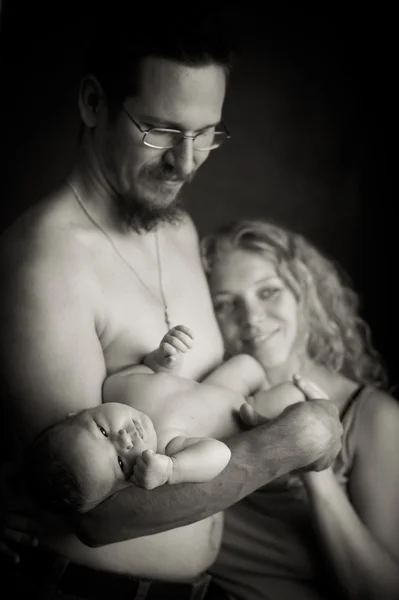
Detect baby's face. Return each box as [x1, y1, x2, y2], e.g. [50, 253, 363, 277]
[67, 403, 158, 505]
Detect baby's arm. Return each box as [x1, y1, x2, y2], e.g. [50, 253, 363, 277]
[132, 437, 231, 490]
[143, 325, 194, 374]
[103, 325, 193, 404]
[204, 354, 266, 396]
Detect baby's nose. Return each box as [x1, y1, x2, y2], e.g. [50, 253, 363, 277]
[117, 429, 132, 449]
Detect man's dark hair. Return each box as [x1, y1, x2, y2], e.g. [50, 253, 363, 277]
[86, 4, 241, 116]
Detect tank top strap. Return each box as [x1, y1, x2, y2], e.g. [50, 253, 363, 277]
[340, 384, 368, 421]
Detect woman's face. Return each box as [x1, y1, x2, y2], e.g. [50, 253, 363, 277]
[209, 249, 304, 372]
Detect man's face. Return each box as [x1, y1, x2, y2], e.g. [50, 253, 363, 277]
[94, 56, 227, 230]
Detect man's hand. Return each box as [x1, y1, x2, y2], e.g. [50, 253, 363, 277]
[279, 399, 343, 472]
[239, 374, 342, 473]
[291, 373, 342, 471]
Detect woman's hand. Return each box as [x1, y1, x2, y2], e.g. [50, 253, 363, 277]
[292, 373, 329, 400]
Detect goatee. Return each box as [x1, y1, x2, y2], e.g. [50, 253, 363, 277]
[115, 192, 186, 232]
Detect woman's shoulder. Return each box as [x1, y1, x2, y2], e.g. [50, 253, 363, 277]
[356, 386, 399, 432]
[337, 384, 399, 460]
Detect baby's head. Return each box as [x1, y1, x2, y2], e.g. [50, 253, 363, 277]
[24, 402, 158, 515]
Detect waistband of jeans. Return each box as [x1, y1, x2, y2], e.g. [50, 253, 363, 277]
[5, 544, 215, 600]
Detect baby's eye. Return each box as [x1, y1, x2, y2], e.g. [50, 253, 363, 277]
[118, 457, 124, 472]
[97, 425, 108, 437]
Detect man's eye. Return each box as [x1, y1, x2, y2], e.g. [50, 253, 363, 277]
[98, 425, 108, 437]
[118, 457, 124, 472]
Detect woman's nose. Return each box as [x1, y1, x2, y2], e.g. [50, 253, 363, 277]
[240, 301, 265, 327]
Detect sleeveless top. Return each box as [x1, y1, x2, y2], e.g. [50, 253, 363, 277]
[210, 386, 373, 600]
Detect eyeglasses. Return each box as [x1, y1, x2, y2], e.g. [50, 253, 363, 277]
[122, 107, 231, 151]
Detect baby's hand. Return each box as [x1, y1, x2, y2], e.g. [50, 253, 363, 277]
[143, 325, 194, 373]
[132, 450, 174, 490]
[158, 325, 194, 368]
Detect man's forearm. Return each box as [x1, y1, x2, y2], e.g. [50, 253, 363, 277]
[76, 414, 313, 546]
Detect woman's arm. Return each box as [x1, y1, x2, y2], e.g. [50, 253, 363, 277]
[303, 390, 399, 599]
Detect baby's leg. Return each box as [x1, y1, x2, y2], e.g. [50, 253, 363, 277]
[143, 325, 194, 374]
[242, 376, 329, 426]
[250, 381, 305, 420]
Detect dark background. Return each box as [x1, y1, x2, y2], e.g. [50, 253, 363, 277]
[0, 4, 397, 391]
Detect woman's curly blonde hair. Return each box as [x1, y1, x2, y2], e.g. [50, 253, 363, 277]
[201, 219, 388, 389]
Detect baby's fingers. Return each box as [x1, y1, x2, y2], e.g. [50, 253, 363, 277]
[172, 325, 194, 339]
[161, 342, 177, 359]
[164, 326, 194, 352]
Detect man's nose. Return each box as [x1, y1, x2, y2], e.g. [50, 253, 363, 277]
[165, 138, 195, 179]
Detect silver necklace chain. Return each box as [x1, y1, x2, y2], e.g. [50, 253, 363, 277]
[67, 179, 172, 331]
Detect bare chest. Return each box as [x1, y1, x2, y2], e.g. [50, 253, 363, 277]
[91, 237, 224, 380]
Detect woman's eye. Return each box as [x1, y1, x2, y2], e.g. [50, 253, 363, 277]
[214, 300, 235, 314]
[259, 288, 280, 300]
[118, 457, 124, 472]
[97, 425, 108, 437]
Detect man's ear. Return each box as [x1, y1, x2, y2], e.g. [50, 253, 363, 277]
[78, 75, 105, 128]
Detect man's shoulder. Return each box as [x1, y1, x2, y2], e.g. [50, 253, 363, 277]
[0, 195, 89, 289]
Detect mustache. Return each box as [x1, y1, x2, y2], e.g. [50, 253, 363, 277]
[147, 164, 195, 184]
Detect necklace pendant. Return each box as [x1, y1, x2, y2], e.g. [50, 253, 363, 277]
[164, 306, 172, 331]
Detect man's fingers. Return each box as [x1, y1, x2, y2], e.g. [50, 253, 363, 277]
[3, 527, 39, 547]
[0, 542, 20, 564]
[4, 513, 44, 535]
